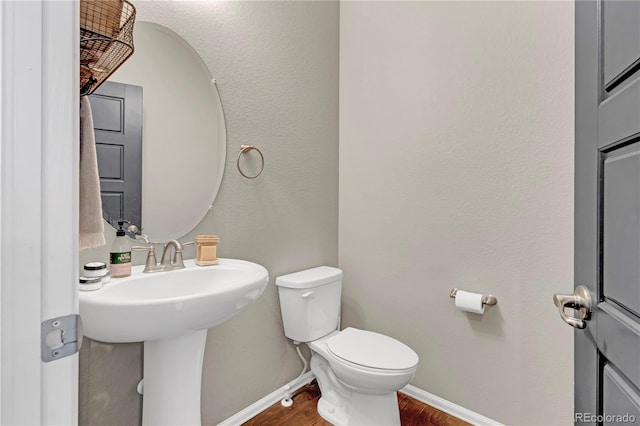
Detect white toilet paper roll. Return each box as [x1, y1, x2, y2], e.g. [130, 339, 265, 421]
[454, 290, 485, 314]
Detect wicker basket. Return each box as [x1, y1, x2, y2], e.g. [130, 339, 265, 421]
[80, 0, 135, 96]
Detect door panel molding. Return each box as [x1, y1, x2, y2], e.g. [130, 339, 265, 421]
[602, 365, 640, 423]
[598, 76, 640, 148]
[597, 302, 640, 388]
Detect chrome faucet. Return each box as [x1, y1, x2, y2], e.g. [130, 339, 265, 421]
[160, 240, 185, 271]
[132, 240, 194, 273]
[160, 240, 195, 271]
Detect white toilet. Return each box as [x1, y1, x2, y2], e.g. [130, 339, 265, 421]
[276, 266, 419, 426]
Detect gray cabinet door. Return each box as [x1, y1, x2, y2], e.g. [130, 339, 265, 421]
[574, 1, 640, 424]
[89, 81, 143, 229]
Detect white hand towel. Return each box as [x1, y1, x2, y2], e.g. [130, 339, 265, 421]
[79, 96, 106, 249]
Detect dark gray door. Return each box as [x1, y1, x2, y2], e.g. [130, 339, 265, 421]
[565, 1, 640, 424]
[89, 81, 143, 229]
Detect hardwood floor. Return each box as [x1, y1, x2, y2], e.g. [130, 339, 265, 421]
[241, 381, 470, 426]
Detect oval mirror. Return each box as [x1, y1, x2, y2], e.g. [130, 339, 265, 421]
[106, 21, 226, 241]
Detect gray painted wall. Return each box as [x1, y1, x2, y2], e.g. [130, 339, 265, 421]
[79, 1, 339, 424]
[80, 1, 575, 425]
[339, 2, 574, 425]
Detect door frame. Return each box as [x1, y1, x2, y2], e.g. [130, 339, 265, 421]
[574, 0, 599, 422]
[1, 1, 79, 424]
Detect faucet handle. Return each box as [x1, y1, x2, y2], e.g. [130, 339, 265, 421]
[132, 245, 161, 273]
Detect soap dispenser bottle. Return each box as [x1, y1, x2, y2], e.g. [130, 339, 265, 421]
[110, 221, 132, 278]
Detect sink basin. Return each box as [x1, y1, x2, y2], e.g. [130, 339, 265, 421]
[79, 258, 268, 343]
[79, 258, 268, 426]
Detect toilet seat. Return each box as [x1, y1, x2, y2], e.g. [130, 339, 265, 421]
[326, 327, 418, 371]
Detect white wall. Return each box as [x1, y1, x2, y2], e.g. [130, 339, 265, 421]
[339, 1, 575, 425]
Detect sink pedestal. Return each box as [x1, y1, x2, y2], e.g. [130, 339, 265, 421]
[79, 259, 269, 425]
[142, 330, 208, 426]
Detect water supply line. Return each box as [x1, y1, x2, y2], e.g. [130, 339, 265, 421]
[280, 341, 308, 407]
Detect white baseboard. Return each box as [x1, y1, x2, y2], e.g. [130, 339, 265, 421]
[400, 384, 504, 426]
[217, 372, 315, 425]
[218, 374, 502, 426]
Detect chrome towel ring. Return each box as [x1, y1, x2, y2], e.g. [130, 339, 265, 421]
[237, 144, 264, 179]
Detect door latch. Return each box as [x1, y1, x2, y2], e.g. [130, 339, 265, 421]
[41, 314, 83, 362]
[553, 285, 592, 329]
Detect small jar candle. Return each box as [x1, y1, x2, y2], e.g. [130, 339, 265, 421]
[195, 235, 220, 266]
[79, 276, 102, 291]
[83, 261, 107, 278]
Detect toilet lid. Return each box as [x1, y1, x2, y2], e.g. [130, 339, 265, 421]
[326, 328, 419, 370]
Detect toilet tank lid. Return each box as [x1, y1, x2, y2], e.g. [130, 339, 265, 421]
[275, 266, 343, 289]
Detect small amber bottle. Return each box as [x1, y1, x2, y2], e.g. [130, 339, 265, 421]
[195, 235, 220, 266]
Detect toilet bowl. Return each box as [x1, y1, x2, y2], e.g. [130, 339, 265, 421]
[276, 267, 419, 426]
[309, 328, 418, 425]
[310, 328, 418, 393]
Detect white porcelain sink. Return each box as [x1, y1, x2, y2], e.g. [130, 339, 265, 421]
[79, 258, 268, 343]
[79, 258, 268, 426]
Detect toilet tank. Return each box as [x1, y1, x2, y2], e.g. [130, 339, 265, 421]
[276, 266, 343, 342]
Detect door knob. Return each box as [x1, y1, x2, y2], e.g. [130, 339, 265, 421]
[553, 285, 592, 329]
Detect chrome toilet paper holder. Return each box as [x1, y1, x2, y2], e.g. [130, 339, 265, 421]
[449, 288, 497, 307]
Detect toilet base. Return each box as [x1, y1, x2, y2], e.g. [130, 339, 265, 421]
[311, 353, 402, 426]
[317, 390, 401, 426]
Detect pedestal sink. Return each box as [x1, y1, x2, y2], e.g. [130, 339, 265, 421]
[79, 258, 269, 426]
